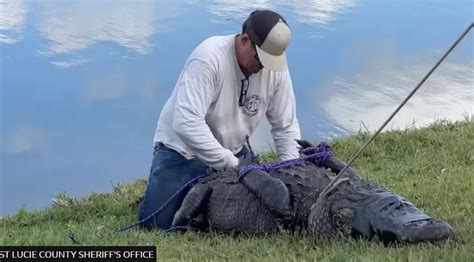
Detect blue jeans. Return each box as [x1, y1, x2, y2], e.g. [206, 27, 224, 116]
[138, 143, 209, 229]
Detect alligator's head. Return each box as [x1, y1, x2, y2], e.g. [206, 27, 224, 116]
[297, 139, 454, 244]
[306, 164, 455, 245]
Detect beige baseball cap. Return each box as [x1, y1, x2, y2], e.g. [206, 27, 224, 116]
[243, 10, 291, 71]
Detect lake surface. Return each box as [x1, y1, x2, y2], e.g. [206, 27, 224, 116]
[1, 0, 473, 216]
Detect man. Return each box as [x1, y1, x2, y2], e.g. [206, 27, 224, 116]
[138, 9, 301, 229]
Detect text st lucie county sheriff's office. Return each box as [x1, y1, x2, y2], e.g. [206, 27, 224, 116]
[0, 250, 155, 260]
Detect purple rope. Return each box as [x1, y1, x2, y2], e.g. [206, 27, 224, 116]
[245, 135, 259, 163]
[70, 169, 214, 243]
[239, 142, 333, 180]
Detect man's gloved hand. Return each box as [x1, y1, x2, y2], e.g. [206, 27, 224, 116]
[296, 139, 315, 156]
[237, 145, 260, 168]
[296, 139, 315, 150]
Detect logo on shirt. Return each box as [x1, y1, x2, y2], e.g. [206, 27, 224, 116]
[242, 95, 261, 117]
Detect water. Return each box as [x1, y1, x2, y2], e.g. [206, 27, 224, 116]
[1, 0, 473, 216]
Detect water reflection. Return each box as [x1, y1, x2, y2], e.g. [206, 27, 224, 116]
[50, 58, 91, 68]
[323, 60, 474, 132]
[205, 0, 273, 20]
[205, 0, 357, 26]
[1, 126, 48, 155]
[37, 1, 157, 56]
[1, 0, 473, 216]
[81, 71, 156, 102]
[290, 0, 356, 26]
[0, 0, 25, 44]
[35, 0, 189, 70]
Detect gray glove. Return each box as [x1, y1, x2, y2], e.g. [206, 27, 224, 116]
[237, 145, 260, 168]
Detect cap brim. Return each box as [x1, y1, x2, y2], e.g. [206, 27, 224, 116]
[255, 45, 288, 71]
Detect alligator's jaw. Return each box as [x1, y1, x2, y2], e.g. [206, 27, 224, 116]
[394, 219, 454, 244]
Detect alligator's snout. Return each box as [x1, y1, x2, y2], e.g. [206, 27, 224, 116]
[396, 219, 455, 244]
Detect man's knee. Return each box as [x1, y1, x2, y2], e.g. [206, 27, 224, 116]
[137, 179, 189, 229]
[136, 147, 208, 230]
[138, 203, 169, 229]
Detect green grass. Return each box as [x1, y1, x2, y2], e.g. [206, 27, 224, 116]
[1, 119, 473, 261]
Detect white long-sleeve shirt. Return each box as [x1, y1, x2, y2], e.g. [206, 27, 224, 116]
[154, 35, 301, 169]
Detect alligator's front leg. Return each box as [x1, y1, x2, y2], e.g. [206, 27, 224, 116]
[240, 169, 293, 218]
[172, 183, 212, 229]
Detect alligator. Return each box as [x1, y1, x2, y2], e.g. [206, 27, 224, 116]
[171, 140, 454, 244]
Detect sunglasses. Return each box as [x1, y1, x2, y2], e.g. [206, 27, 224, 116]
[239, 78, 249, 107]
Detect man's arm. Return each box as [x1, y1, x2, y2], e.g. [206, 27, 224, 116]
[266, 71, 301, 160]
[173, 59, 239, 169]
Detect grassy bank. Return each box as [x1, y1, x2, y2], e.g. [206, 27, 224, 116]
[1, 120, 473, 261]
